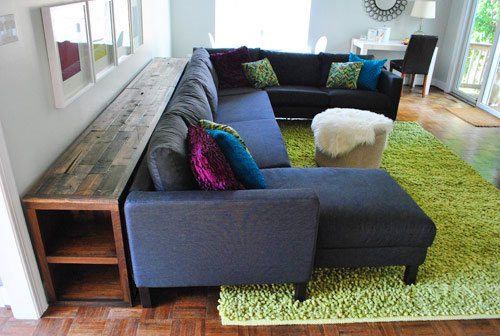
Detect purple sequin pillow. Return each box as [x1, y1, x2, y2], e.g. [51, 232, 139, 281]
[187, 125, 245, 191]
[209, 46, 251, 89]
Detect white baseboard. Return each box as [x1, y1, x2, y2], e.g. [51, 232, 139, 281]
[431, 79, 449, 92]
[0, 286, 9, 307]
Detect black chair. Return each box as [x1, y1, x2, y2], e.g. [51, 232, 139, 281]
[390, 35, 438, 98]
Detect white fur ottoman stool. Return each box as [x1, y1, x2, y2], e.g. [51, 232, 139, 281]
[311, 108, 394, 168]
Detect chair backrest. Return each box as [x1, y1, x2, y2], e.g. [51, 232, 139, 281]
[208, 32, 216, 48]
[314, 36, 327, 54]
[402, 35, 438, 75]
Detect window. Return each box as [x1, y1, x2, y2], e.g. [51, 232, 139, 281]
[214, 0, 312, 52]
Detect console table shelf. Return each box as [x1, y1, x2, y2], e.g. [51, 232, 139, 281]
[23, 57, 188, 306]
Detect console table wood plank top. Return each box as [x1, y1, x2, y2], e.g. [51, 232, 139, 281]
[23, 57, 188, 306]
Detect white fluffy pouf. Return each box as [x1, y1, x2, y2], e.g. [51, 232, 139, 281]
[311, 108, 394, 158]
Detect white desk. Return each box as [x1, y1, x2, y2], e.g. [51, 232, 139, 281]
[350, 38, 438, 96]
[350, 38, 407, 55]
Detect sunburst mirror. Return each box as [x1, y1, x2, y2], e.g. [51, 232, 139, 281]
[364, 0, 408, 22]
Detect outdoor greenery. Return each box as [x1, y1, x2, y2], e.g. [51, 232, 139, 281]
[460, 0, 500, 91]
[472, 0, 500, 43]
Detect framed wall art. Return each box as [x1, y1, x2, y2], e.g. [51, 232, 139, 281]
[131, 0, 143, 49]
[88, 0, 116, 79]
[42, 2, 93, 108]
[113, 0, 132, 62]
[41, 0, 144, 108]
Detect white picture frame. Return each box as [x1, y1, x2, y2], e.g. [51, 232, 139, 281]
[131, 0, 143, 50]
[113, 0, 132, 63]
[88, 0, 117, 81]
[41, 2, 94, 108]
[42, 0, 143, 108]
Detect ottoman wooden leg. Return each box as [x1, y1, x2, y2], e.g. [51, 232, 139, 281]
[294, 283, 307, 302]
[404, 265, 419, 285]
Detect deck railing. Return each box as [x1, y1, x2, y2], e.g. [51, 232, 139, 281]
[460, 42, 492, 89]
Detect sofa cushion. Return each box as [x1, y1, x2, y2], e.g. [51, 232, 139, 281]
[188, 126, 244, 191]
[193, 47, 219, 88]
[265, 86, 329, 107]
[216, 91, 275, 123]
[262, 168, 436, 249]
[242, 58, 280, 89]
[349, 53, 387, 91]
[185, 49, 218, 114]
[319, 53, 374, 87]
[226, 119, 291, 169]
[260, 50, 321, 86]
[207, 130, 266, 189]
[207, 47, 261, 61]
[167, 79, 213, 126]
[326, 62, 363, 90]
[218, 87, 262, 97]
[200, 119, 249, 152]
[209, 46, 251, 89]
[147, 113, 196, 191]
[327, 89, 391, 112]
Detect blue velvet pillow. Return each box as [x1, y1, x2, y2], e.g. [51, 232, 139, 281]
[206, 130, 266, 189]
[349, 53, 386, 91]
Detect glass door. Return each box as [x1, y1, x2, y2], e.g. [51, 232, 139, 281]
[454, 0, 500, 105]
[480, 39, 500, 116]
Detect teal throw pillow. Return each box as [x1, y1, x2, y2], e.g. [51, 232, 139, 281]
[349, 53, 386, 91]
[326, 62, 363, 89]
[206, 130, 266, 189]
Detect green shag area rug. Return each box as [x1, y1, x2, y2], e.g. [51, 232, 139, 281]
[218, 121, 500, 325]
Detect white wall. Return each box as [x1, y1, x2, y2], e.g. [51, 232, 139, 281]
[0, 0, 171, 196]
[152, 0, 173, 56]
[432, 0, 469, 90]
[171, 0, 215, 57]
[0, 119, 47, 319]
[170, 0, 466, 88]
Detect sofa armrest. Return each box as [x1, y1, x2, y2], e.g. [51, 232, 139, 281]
[124, 189, 319, 288]
[377, 69, 403, 120]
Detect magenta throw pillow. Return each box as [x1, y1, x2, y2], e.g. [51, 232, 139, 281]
[187, 125, 245, 191]
[209, 46, 251, 89]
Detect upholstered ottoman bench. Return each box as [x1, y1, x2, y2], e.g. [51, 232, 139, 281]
[312, 108, 394, 168]
[262, 167, 437, 285]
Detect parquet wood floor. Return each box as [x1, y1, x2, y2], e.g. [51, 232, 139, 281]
[1, 87, 499, 335]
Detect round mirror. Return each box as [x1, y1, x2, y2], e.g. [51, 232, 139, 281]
[364, 0, 407, 21]
[375, 0, 397, 10]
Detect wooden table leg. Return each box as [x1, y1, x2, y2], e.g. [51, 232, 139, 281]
[401, 73, 405, 96]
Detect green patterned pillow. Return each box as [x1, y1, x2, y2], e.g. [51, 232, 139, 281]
[241, 58, 280, 89]
[326, 62, 364, 90]
[199, 119, 250, 153]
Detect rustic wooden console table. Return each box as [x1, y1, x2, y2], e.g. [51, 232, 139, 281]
[23, 58, 188, 306]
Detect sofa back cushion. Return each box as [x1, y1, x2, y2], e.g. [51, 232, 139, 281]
[193, 47, 219, 88]
[167, 77, 213, 126]
[186, 48, 218, 114]
[319, 53, 374, 87]
[259, 50, 321, 86]
[147, 113, 196, 191]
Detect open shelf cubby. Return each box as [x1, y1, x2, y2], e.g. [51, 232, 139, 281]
[51, 264, 123, 302]
[36, 209, 117, 264]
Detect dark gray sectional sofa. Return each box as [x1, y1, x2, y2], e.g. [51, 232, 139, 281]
[124, 48, 436, 307]
[207, 48, 403, 120]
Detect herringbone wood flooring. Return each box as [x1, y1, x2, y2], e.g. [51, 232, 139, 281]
[1, 87, 499, 335]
